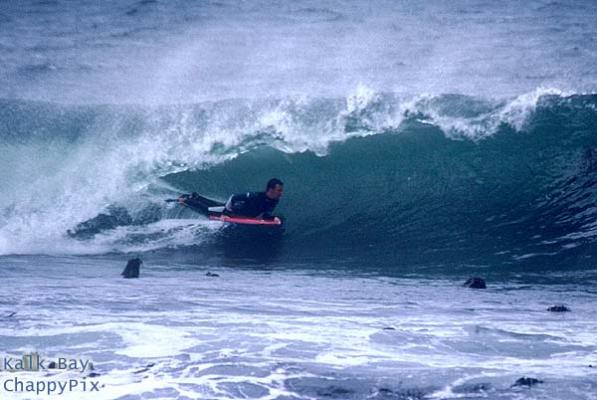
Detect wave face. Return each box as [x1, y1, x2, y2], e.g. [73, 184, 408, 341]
[0, 91, 595, 271]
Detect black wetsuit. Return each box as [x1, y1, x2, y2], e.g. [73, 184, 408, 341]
[225, 192, 278, 218]
[179, 193, 223, 215]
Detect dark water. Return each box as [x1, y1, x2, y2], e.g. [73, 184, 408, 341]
[163, 95, 597, 271]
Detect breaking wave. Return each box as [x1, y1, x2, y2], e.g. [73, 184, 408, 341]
[0, 88, 595, 270]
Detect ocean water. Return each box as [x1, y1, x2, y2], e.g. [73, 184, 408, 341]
[1, 1, 596, 399]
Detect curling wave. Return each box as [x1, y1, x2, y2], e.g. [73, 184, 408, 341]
[0, 89, 595, 270]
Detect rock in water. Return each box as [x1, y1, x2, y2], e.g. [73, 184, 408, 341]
[547, 305, 570, 312]
[464, 277, 486, 289]
[511, 377, 543, 387]
[122, 258, 142, 278]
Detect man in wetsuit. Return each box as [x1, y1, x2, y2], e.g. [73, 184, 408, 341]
[224, 178, 283, 218]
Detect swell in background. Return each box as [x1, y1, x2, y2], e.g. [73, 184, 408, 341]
[1, 0, 596, 103]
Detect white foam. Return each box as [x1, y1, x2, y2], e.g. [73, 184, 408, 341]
[497, 87, 573, 131]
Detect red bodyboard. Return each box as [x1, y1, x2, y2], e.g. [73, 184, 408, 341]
[208, 214, 282, 226]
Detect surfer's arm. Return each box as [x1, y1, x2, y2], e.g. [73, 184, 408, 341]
[262, 198, 278, 217]
[177, 194, 189, 204]
[225, 192, 251, 214]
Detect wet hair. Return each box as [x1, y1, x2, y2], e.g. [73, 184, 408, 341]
[266, 178, 283, 191]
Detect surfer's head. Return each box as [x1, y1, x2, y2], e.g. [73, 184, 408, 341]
[265, 178, 284, 200]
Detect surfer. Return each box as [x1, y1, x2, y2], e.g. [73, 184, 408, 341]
[224, 178, 283, 218]
[176, 178, 283, 219]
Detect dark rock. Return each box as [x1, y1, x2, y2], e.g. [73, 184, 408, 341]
[122, 258, 142, 278]
[382, 327, 396, 330]
[134, 362, 155, 374]
[48, 362, 56, 369]
[87, 372, 100, 378]
[206, 272, 220, 277]
[511, 377, 543, 387]
[547, 305, 570, 312]
[464, 277, 486, 289]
